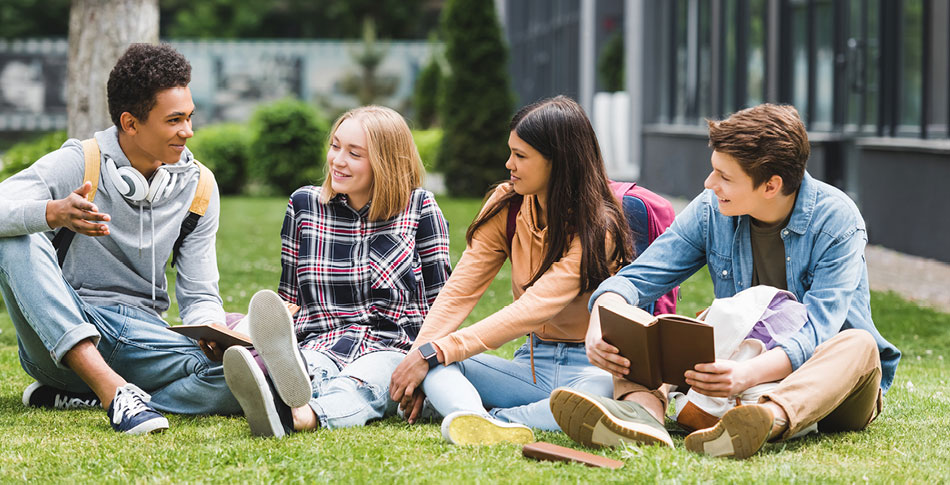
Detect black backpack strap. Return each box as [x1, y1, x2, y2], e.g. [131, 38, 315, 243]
[54, 139, 101, 267]
[171, 161, 215, 268]
[52, 229, 77, 267]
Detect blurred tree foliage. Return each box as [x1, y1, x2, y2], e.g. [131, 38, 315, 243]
[438, 0, 513, 196]
[160, 0, 437, 39]
[412, 53, 443, 129]
[338, 18, 398, 106]
[0, 0, 69, 38]
[0, 0, 440, 40]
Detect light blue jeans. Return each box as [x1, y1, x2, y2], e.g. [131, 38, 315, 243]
[300, 348, 402, 429]
[421, 335, 613, 430]
[0, 233, 240, 415]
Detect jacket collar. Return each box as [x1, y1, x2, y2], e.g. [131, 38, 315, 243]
[784, 171, 817, 235]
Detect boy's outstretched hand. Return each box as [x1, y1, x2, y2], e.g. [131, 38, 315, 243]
[46, 182, 111, 236]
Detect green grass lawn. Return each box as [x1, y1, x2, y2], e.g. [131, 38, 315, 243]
[1, 196, 948, 483]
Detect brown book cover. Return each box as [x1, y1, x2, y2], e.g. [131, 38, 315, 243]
[522, 442, 624, 469]
[599, 299, 715, 389]
[167, 324, 252, 349]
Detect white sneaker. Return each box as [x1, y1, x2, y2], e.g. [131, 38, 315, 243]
[441, 411, 535, 445]
[246, 289, 312, 408]
[224, 346, 293, 438]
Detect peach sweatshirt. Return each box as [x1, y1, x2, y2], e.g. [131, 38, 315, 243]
[412, 184, 616, 365]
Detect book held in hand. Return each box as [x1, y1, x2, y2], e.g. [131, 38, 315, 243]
[598, 299, 715, 389]
[167, 324, 252, 349]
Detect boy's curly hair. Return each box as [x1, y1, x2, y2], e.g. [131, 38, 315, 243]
[107, 43, 191, 128]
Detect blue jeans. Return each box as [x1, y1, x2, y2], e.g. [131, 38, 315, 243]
[421, 335, 613, 430]
[301, 349, 402, 429]
[0, 234, 240, 415]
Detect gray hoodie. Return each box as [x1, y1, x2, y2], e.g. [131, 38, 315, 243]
[0, 126, 225, 325]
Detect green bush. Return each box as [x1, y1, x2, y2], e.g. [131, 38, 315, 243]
[412, 128, 442, 171]
[438, 0, 514, 197]
[187, 123, 250, 194]
[413, 55, 443, 129]
[249, 98, 329, 195]
[0, 131, 68, 182]
[598, 31, 624, 92]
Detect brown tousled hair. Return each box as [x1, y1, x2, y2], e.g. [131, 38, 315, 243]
[465, 96, 633, 293]
[707, 103, 810, 195]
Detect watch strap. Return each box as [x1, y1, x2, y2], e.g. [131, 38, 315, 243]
[418, 342, 440, 369]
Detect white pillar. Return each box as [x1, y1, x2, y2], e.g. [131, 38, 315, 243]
[579, 0, 596, 114]
[624, 0, 645, 180]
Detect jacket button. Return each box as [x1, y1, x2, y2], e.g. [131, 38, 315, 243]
[721, 270, 728, 276]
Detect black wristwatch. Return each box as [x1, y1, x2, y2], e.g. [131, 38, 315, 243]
[418, 342, 440, 369]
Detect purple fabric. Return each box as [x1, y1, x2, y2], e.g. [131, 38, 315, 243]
[225, 312, 245, 329]
[745, 292, 808, 350]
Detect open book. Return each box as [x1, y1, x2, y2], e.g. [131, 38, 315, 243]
[167, 324, 252, 349]
[599, 299, 715, 389]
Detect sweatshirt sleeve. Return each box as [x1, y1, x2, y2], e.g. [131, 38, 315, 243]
[411, 188, 510, 350]
[0, 141, 84, 237]
[433, 231, 587, 365]
[175, 180, 226, 326]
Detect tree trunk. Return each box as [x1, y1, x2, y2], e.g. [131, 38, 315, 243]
[67, 0, 159, 139]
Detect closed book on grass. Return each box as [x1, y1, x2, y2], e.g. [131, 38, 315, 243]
[599, 299, 714, 389]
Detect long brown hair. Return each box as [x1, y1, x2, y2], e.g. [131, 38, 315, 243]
[465, 96, 633, 292]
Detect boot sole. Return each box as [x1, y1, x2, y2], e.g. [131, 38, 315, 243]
[247, 290, 312, 408]
[684, 405, 772, 459]
[550, 388, 673, 448]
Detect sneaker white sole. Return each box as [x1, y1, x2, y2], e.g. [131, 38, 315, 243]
[22, 381, 42, 407]
[247, 289, 312, 408]
[441, 411, 535, 446]
[549, 388, 674, 448]
[124, 416, 170, 435]
[224, 346, 285, 438]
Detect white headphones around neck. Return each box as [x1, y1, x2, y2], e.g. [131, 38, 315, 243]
[105, 158, 178, 203]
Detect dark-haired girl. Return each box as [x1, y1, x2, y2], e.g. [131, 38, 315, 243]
[390, 96, 635, 444]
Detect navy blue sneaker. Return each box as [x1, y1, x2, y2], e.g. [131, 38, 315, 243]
[22, 382, 101, 409]
[224, 346, 294, 438]
[106, 384, 169, 434]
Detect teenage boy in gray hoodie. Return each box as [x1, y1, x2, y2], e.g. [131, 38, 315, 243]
[0, 43, 240, 434]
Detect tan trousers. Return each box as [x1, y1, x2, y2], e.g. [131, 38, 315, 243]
[614, 328, 883, 439]
[762, 328, 883, 439]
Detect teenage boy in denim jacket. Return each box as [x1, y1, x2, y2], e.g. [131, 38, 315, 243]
[549, 104, 900, 459]
[0, 44, 240, 434]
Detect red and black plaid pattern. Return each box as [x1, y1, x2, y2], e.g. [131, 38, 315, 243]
[278, 187, 452, 368]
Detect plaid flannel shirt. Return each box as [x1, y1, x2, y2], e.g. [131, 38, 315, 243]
[278, 186, 452, 368]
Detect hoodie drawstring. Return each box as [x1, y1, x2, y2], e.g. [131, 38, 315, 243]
[149, 204, 156, 303]
[138, 202, 157, 304]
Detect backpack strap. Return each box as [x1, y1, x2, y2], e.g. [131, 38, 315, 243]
[53, 138, 101, 266]
[505, 194, 524, 251]
[171, 160, 215, 268]
[80, 138, 100, 202]
[608, 180, 635, 203]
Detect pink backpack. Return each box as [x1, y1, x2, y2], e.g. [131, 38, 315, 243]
[608, 181, 678, 315]
[506, 181, 679, 315]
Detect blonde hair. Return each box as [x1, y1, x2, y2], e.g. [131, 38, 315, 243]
[320, 106, 425, 221]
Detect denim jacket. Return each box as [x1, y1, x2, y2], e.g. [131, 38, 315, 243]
[591, 173, 900, 392]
